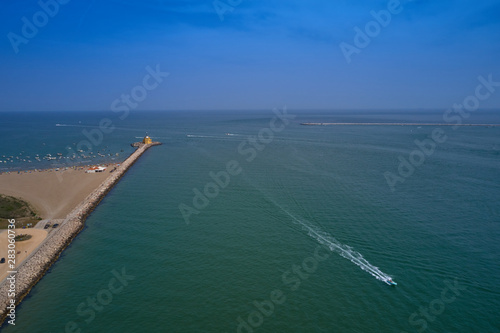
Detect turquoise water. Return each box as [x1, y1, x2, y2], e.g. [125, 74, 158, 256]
[1, 110, 499, 332]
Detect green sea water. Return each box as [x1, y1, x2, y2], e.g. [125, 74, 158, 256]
[1, 110, 499, 332]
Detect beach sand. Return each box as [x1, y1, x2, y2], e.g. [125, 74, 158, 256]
[0, 166, 116, 281]
[0, 143, 159, 323]
[0, 167, 114, 219]
[0, 229, 48, 282]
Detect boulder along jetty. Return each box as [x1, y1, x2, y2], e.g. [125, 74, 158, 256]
[0, 139, 161, 324]
[300, 122, 500, 126]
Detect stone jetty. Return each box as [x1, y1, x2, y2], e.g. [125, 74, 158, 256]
[301, 122, 500, 126]
[0, 141, 161, 324]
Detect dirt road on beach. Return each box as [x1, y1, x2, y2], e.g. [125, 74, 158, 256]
[0, 229, 48, 282]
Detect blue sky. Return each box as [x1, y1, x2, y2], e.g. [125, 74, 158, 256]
[1, 0, 499, 111]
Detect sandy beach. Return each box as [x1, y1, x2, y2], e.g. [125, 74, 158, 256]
[0, 166, 116, 219]
[0, 229, 48, 282]
[0, 143, 160, 324]
[0, 165, 115, 281]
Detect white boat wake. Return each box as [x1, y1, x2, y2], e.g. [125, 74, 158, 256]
[276, 204, 394, 284]
[305, 224, 393, 284]
[245, 177, 395, 285]
[186, 134, 217, 138]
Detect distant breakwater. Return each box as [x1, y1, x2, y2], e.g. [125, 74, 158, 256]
[301, 122, 500, 126]
[0, 142, 161, 325]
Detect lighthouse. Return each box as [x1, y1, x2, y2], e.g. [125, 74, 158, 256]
[132, 133, 160, 147]
[142, 134, 152, 144]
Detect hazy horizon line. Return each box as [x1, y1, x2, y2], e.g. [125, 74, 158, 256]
[1, 108, 499, 113]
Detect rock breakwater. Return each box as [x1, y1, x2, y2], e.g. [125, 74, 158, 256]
[0, 142, 161, 324]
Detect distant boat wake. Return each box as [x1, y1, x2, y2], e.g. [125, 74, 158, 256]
[56, 123, 143, 132]
[186, 134, 215, 138]
[186, 133, 241, 138]
[269, 198, 394, 284]
[303, 220, 393, 284]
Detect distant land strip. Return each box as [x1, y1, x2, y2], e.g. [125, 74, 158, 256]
[300, 122, 500, 127]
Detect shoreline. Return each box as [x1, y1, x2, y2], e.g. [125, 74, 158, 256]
[0, 142, 161, 325]
[0, 162, 121, 176]
[0, 154, 129, 175]
[300, 122, 500, 126]
[0, 164, 116, 220]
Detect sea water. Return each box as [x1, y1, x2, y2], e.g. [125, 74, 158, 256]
[0, 110, 499, 332]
